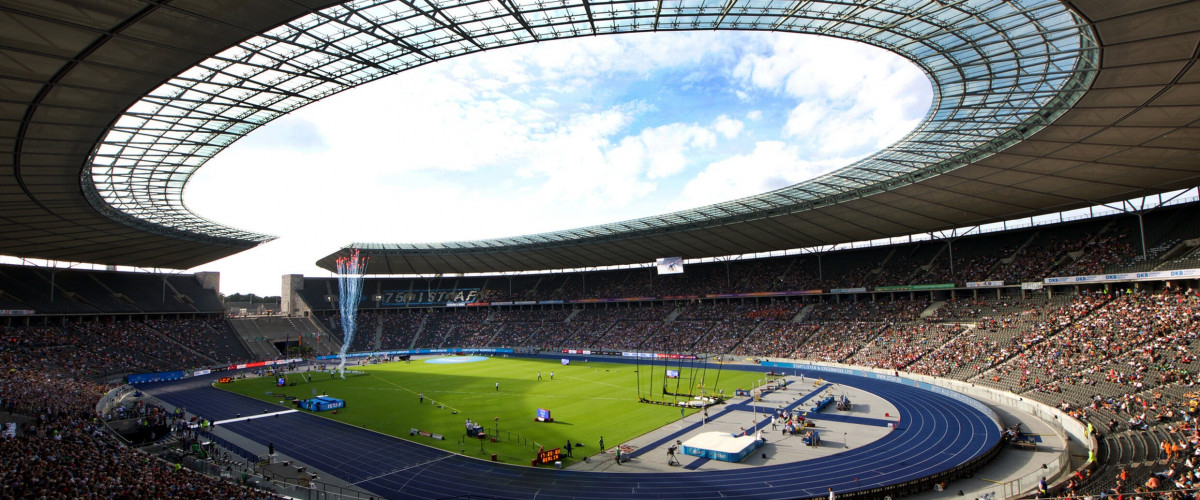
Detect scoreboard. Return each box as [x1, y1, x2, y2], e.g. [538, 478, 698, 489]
[218, 377, 232, 383]
[536, 448, 561, 465]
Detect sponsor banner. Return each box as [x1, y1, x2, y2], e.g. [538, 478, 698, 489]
[315, 347, 513, 360]
[568, 297, 656, 304]
[490, 301, 513, 306]
[965, 281, 1005, 288]
[223, 358, 303, 371]
[538, 300, 564, 305]
[661, 295, 701, 300]
[193, 369, 212, 376]
[128, 370, 186, 384]
[561, 349, 592, 355]
[705, 290, 823, 299]
[1044, 268, 1200, 285]
[831, 287, 867, 294]
[466, 301, 490, 307]
[0, 309, 35, 316]
[514, 301, 537, 306]
[446, 302, 466, 307]
[381, 289, 479, 306]
[657, 353, 698, 360]
[876, 283, 955, 292]
[620, 351, 698, 360]
[1021, 282, 1044, 290]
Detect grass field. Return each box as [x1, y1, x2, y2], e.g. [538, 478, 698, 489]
[219, 356, 766, 465]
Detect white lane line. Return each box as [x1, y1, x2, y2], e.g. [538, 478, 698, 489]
[213, 410, 298, 426]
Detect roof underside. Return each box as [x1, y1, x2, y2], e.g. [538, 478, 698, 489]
[2, 1, 1198, 273]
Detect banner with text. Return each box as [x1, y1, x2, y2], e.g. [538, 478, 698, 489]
[876, 283, 955, 292]
[621, 351, 698, 360]
[381, 289, 480, 306]
[1044, 268, 1200, 285]
[315, 347, 513, 360]
[0, 309, 34, 316]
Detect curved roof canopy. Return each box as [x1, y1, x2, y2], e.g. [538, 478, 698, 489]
[2, 1, 1199, 273]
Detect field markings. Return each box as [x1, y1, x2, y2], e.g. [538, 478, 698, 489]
[368, 373, 466, 414]
[559, 374, 626, 389]
[358, 386, 631, 401]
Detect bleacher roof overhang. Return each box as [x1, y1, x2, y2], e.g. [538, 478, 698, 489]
[2, 1, 1198, 273]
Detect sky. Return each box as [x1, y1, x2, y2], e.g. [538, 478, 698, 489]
[183, 31, 932, 296]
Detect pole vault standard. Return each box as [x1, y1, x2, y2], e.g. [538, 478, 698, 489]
[635, 348, 642, 402]
[673, 356, 685, 404]
[661, 355, 671, 404]
[710, 354, 725, 402]
[647, 351, 655, 403]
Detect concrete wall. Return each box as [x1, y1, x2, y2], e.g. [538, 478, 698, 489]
[194, 272, 220, 295]
[281, 274, 307, 316]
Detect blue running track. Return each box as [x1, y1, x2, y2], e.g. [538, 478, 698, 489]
[138, 364, 1002, 499]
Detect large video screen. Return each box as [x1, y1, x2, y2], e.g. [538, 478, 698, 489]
[655, 257, 684, 275]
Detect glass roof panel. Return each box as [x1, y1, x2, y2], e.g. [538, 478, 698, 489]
[87, 0, 1097, 248]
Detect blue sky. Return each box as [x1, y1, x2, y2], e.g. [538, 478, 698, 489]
[185, 31, 932, 296]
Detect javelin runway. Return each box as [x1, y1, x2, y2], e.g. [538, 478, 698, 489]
[139, 362, 1002, 499]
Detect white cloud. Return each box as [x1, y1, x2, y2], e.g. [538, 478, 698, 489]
[185, 32, 930, 295]
[713, 115, 744, 139]
[733, 35, 931, 158]
[674, 141, 848, 210]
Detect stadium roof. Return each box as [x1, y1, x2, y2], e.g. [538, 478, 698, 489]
[2, 1, 1198, 273]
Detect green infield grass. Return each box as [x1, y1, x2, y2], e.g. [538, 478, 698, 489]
[218, 356, 769, 466]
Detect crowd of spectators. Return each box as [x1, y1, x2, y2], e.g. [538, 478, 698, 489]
[0, 434, 279, 499]
[0, 323, 281, 498]
[327, 210, 1200, 308]
[0, 320, 219, 379]
[419, 310, 489, 348]
[146, 319, 249, 365]
[1056, 234, 1136, 277]
[734, 323, 821, 358]
[804, 298, 930, 323]
[788, 322, 886, 363]
[846, 323, 965, 370]
[903, 329, 1001, 378]
[4, 219, 1200, 497]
